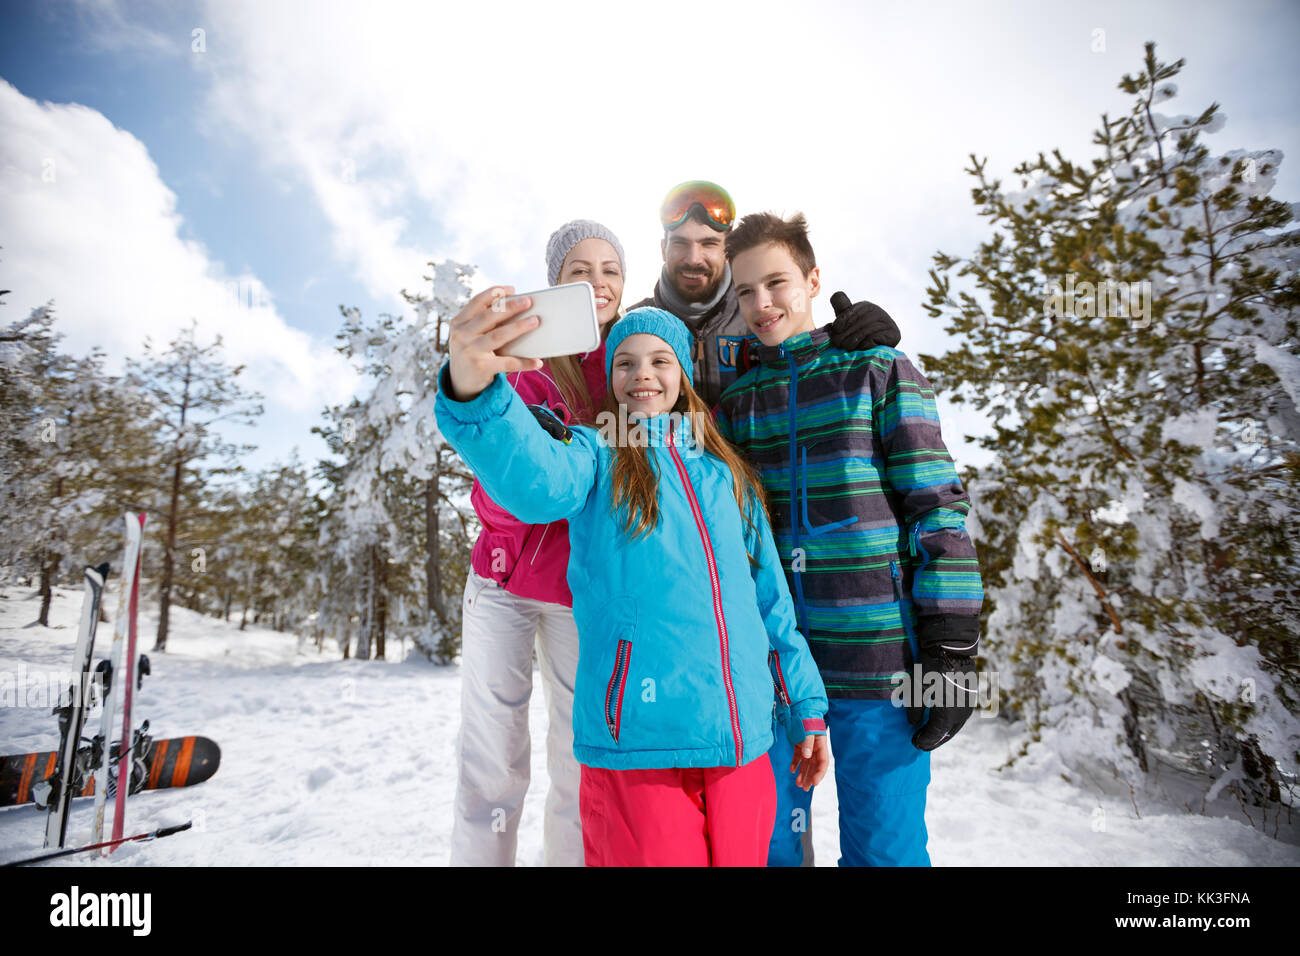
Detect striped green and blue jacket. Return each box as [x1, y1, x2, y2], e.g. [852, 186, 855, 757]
[716, 328, 984, 699]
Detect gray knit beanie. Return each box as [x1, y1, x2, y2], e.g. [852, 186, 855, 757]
[546, 219, 626, 286]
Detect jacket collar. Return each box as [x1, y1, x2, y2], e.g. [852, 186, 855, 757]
[756, 326, 832, 368]
[641, 411, 694, 448]
[599, 408, 705, 456]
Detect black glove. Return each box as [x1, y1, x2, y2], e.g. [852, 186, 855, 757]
[526, 404, 572, 444]
[906, 615, 979, 751]
[827, 292, 901, 351]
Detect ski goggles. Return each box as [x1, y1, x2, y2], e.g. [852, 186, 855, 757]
[659, 181, 736, 232]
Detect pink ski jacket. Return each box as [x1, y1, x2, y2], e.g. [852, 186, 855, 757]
[468, 344, 607, 606]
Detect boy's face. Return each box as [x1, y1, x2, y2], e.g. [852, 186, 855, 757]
[661, 219, 728, 303]
[610, 333, 682, 418]
[732, 242, 821, 347]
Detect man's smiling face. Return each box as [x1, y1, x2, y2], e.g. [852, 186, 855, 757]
[662, 219, 728, 303]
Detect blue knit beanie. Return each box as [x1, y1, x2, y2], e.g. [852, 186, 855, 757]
[605, 308, 695, 387]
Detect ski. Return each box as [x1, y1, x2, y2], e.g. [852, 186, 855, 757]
[110, 512, 147, 854]
[37, 562, 111, 849]
[91, 513, 145, 855]
[1, 735, 221, 807]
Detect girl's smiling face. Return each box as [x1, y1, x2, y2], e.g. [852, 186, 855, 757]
[610, 333, 681, 418]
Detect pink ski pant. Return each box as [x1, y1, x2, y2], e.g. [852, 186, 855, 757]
[579, 755, 777, 866]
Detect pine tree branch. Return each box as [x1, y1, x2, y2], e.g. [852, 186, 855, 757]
[1055, 529, 1124, 634]
[435, 488, 474, 540]
[1081, 371, 1139, 464]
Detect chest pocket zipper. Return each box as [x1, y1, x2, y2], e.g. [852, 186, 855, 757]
[800, 446, 857, 536]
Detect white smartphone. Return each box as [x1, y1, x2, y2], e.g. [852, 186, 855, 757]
[496, 281, 601, 360]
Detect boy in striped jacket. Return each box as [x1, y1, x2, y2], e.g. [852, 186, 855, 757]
[715, 212, 985, 867]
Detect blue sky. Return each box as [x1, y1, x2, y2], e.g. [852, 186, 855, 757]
[2, 0, 1298, 478]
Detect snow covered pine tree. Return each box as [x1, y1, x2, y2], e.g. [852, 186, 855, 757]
[312, 261, 477, 662]
[922, 43, 1298, 828]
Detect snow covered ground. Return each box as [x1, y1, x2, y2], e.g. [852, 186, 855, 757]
[1, 583, 1296, 866]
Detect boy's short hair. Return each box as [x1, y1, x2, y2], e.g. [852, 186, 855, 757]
[725, 211, 817, 276]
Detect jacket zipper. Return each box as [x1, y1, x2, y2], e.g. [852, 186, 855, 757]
[605, 639, 632, 742]
[909, 522, 928, 568]
[785, 352, 810, 638]
[891, 559, 920, 660]
[529, 524, 550, 565]
[499, 523, 538, 588]
[769, 650, 792, 708]
[667, 420, 743, 767]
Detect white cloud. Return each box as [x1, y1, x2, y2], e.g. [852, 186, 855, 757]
[0, 77, 358, 415]
[19, 0, 1295, 474]
[190, 0, 1300, 323]
[187, 1, 1146, 304]
[185, 0, 1141, 471]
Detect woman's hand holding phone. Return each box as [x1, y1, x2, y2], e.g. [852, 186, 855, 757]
[447, 286, 545, 401]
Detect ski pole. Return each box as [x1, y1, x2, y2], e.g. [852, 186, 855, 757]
[2, 821, 192, 867]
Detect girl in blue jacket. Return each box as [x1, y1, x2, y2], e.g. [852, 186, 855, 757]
[435, 293, 829, 866]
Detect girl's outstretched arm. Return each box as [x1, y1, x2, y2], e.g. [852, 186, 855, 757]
[435, 366, 599, 526]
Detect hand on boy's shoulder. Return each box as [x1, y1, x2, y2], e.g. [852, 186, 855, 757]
[827, 292, 902, 351]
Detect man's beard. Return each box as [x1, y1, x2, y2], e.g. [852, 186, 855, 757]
[671, 267, 723, 303]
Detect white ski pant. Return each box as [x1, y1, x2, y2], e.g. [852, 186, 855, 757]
[450, 570, 583, 866]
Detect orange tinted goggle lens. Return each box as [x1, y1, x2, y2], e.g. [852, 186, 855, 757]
[659, 181, 735, 230]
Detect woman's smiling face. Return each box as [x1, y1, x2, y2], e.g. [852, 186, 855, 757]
[610, 333, 681, 418]
[558, 237, 624, 327]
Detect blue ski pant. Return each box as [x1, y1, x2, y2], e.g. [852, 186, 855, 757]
[767, 698, 931, 867]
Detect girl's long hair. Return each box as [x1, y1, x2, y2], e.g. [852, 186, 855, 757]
[541, 306, 617, 427]
[598, 370, 769, 559]
[544, 353, 598, 426]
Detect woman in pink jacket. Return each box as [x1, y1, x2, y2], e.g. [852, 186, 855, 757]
[451, 220, 625, 866]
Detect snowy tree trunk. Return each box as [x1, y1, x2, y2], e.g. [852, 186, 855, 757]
[425, 481, 447, 627]
[238, 564, 253, 631]
[155, 447, 185, 652]
[374, 546, 387, 661]
[355, 546, 374, 662]
[37, 549, 58, 628]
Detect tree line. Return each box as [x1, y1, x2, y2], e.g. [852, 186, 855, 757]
[0, 260, 477, 664]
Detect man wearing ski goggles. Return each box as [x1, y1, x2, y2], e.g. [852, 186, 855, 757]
[628, 180, 901, 408]
[659, 180, 738, 232]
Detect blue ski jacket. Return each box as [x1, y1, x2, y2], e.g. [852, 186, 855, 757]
[435, 365, 828, 771]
